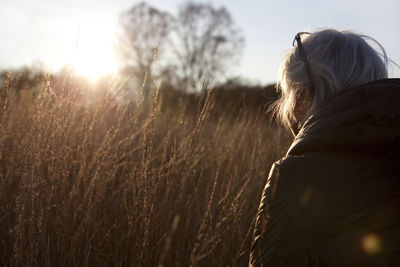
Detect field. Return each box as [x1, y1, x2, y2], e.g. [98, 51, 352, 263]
[0, 73, 290, 266]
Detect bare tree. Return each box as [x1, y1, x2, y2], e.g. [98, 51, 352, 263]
[172, 2, 244, 91]
[116, 2, 244, 92]
[116, 2, 174, 85]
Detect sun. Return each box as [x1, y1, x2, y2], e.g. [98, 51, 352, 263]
[73, 20, 118, 81]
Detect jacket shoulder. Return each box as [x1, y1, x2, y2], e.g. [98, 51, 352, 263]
[250, 155, 313, 266]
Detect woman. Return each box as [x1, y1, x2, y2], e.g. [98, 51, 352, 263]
[250, 29, 400, 266]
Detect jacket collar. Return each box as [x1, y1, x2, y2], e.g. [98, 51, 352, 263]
[287, 79, 400, 156]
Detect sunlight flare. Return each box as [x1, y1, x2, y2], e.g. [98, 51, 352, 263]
[73, 19, 118, 80]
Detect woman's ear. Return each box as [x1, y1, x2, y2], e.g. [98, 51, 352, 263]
[290, 86, 313, 136]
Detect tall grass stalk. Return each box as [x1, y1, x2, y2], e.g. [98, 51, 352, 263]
[0, 74, 289, 266]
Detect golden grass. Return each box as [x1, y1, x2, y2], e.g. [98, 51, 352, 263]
[0, 74, 290, 266]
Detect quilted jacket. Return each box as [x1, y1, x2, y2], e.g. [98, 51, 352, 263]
[250, 79, 400, 266]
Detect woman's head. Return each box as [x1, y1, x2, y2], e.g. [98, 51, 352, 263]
[275, 29, 389, 135]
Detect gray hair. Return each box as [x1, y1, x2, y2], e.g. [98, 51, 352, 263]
[274, 29, 389, 132]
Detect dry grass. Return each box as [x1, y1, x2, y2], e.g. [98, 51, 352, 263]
[0, 74, 290, 266]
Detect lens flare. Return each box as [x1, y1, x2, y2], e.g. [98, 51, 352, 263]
[361, 233, 382, 255]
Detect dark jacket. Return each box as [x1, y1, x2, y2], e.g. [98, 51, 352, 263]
[250, 79, 400, 267]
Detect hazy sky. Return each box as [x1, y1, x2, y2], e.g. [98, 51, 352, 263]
[1, 0, 399, 84]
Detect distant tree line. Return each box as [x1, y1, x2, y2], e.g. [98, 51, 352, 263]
[0, 66, 279, 124]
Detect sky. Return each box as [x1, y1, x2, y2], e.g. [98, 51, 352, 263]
[1, 0, 399, 84]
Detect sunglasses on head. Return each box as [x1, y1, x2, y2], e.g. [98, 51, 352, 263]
[292, 32, 315, 95]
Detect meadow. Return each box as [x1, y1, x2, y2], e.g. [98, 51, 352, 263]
[0, 72, 290, 266]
